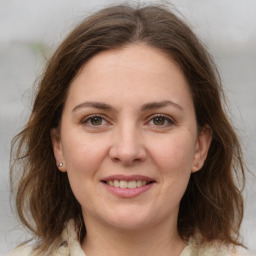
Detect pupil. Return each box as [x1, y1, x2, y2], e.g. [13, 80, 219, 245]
[91, 117, 102, 125]
[154, 117, 164, 125]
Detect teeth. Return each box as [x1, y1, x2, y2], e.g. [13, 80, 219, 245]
[136, 180, 142, 187]
[113, 180, 119, 188]
[120, 180, 127, 188]
[106, 180, 151, 188]
[128, 180, 136, 189]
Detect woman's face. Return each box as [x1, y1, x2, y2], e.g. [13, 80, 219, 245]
[52, 44, 211, 231]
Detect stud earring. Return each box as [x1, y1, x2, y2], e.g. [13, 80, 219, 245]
[58, 162, 63, 167]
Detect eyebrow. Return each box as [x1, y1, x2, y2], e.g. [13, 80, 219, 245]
[141, 100, 183, 111]
[72, 101, 113, 112]
[72, 100, 183, 112]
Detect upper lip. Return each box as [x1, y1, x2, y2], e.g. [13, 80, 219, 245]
[101, 174, 155, 182]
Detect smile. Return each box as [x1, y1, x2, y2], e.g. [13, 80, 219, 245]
[106, 180, 151, 189]
[101, 175, 155, 198]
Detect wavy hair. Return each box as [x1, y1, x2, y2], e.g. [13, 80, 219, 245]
[10, 3, 245, 252]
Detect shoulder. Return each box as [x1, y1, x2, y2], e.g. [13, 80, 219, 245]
[181, 244, 254, 256]
[4, 220, 86, 256]
[181, 236, 254, 256]
[4, 244, 33, 256]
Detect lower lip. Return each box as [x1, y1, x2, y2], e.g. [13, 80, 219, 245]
[102, 182, 154, 198]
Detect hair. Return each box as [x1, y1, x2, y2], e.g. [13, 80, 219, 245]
[10, 3, 245, 253]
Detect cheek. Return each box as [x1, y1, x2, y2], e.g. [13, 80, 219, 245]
[62, 135, 108, 208]
[61, 133, 108, 177]
[150, 135, 196, 174]
[146, 136, 195, 215]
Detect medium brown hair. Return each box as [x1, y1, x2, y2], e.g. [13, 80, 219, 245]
[11, 3, 245, 252]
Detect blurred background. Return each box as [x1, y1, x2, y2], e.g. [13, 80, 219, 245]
[0, 0, 255, 254]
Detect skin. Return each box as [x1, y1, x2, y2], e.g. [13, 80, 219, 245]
[51, 44, 212, 256]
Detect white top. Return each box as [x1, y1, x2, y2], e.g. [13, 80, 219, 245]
[5, 220, 253, 256]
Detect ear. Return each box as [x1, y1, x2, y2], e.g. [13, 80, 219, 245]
[51, 128, 66, 172]
[192, 125, 212, 173]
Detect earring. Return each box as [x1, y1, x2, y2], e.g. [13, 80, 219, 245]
[58, 162, 63, 167]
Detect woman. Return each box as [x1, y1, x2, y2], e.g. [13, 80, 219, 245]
[8, 4, 247, 256]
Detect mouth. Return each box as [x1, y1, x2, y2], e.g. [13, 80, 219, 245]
[102, 180, 154, 189]
[101, 175, 156, 198]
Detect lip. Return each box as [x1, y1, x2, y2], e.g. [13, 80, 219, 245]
[102, 174, 154, 182]
[101, 174, 156, 198]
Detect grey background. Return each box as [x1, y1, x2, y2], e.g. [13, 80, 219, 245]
[0, 0, 255, 254]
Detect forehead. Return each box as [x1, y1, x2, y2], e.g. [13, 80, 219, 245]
[73, 44, 184, 83]
[65, 44, 193, 110]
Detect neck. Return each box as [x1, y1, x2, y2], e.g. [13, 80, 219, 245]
[81, 217, 186, 256]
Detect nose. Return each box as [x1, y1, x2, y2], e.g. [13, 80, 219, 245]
[109, 124, 147, 166]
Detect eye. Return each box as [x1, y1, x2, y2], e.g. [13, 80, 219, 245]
[152, 116, 166, 125]
[148, 114, 175, 127]
[90, 116, 103, 126]
[81, 115, 108, 126]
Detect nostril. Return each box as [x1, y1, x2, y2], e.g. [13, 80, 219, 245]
[112, 157, 120, 163]
[109, 141, 147, 165]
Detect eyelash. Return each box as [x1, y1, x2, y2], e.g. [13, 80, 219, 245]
[147, 114, 175, 127]
[80, 114, 175, 128]
[81, 114, 109, 127]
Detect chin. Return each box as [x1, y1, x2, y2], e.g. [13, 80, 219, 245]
[102, 207, 161, 231]
[108, 218, 151, 231]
